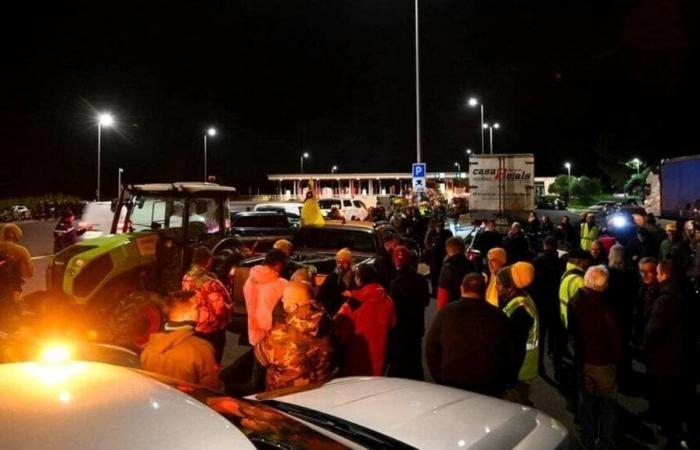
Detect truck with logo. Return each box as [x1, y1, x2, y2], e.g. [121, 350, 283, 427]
[468, 154, 535, 222]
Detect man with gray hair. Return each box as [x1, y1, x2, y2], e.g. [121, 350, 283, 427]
[568, 265, 624, 450]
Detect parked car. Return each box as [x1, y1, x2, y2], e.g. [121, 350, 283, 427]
[8, 205, 30, 221]
[536, 198, 566, 210]
[252, 202, 303, 228]
[0, 350, 568, 450]
[318, 198, 368, 220]
[231, 211, 294, 253]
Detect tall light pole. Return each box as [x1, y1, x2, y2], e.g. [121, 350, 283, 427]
[454, 162, 461, 179]
[204, 127, 216, 182]
[331, 165, 338, 174]
[117, 168, 124, 197]
[483, 122, 500, 154]
[564, 162, 572, 203]
[300, 151, 309, 174]
[96, 113, 114, 201]
[468, 97, 485, 154]
[415, 0, 421, 163]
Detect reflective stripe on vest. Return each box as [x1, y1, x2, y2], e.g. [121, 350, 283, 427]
[503, 294, 539, 381]
[558, 268, 584, 328]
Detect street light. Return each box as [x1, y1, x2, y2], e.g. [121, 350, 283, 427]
[631, 157, 641, 174]
[300, 152, 310, 174]
[117, 168, 124, 197]
[483, 122, 500, 154]
[468, 97, 485, 154]
[203, 127, 217, 182]
[454, 162, 461, 179]
[564, 162, 572, 203]
[331, 165, 338, 174]
[96, 113, 115, 201]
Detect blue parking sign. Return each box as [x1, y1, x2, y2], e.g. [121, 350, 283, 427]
[412, 163, 426, 178]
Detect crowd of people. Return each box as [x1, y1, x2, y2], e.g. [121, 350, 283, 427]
[1, 199, 700, 449]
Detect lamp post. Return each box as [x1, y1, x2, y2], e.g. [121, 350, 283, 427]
[483, 122, 500, 154]
[454, 162, 461, 179]
[300, 152, 309, 174]
[415, 0, 421, 163]
[468, 97, 485, 154]
[204, 127, 216, 182]
[117, 168, 124, 197]
[564, 162, 572, 203]
[96, 113, 114, 201]
[331, 165, 338, 174]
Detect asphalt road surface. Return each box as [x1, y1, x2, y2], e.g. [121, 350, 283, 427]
[7, 219, 678, 449]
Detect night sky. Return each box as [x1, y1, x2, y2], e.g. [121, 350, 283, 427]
[1, 0, 698, 199]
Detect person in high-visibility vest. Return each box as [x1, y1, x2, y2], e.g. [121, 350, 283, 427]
[496, 261, 538, 405]
[484, 247, 507, 308]
[558, 249, 592, 329]
[579, 213, 599, 251]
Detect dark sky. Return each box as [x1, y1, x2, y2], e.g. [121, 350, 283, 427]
[1, 0, 698, 199]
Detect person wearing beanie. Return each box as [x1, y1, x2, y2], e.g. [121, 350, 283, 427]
[484, 247, 507, 307]
[426, 273, 518, 397]
[317, 247, 356, 316]
[387, 245, 430, 380]
[273, 239, 305, 280]
[496, 262, 539, 405]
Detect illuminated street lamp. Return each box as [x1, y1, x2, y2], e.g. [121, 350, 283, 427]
[96, 113, 115, 201]
[631, 157, 642, 174]
[331, 165, 338, 174]
[454, 162, 461, 179]
[300, 151, 310, 174]
[483, 122, 500, 154]
[203, 127, 217, 182]
[468, 97, 485, 154]
[564, 162, 572, 202]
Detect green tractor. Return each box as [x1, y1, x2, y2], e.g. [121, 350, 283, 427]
[42, 182, 247, 347]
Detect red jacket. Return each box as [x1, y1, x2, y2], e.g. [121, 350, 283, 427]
[334, 283, 396, 376]
[182, 265, 232, 334]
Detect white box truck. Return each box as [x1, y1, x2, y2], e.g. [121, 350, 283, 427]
[468, 153, 535, 221]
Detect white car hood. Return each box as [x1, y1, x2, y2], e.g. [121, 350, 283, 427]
[273, 377, 568, 449]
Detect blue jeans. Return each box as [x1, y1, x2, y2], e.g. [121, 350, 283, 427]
[578, 364, 618, 450]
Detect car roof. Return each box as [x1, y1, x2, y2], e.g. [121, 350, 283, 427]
[0, 361, 253, 450]
[233, 211, 286, 217]
[129, 182, 237, 195]
[301, 221, 376, 231]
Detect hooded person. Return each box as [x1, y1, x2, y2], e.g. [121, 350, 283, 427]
[316, 248, 356, 316]
[333, 264, 396, 376]
[242, 249, 290, 346]
[255, 282, 335, 391]
[140, 291, 222, 391]
[386, 245, 430, 380]
[301, 188, 325, 226]
[496, 262, 539, 405]
[484, 247, 507, 307]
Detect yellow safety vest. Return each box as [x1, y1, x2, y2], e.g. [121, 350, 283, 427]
[503, 294, 539, 381]
[558, 263, 585, 328]
[580, 223, 599, 251]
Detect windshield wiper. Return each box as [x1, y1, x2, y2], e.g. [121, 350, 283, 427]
[263, 400, 417, 450]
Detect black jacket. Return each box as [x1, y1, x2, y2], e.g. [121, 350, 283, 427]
[530, 250, 566, 324]
[317, 271, 355, 317]
[473, 230, 503, 257]
[504, 232, 531, 264]
[438, 253, 477, 304]
[644, 279, 687, 377]
[426, 298, 517, 397]
[389, 267, 430, 336]
[373, 247, 396, 288]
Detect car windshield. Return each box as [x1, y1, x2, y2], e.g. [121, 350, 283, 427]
[293, 227, 376, 253]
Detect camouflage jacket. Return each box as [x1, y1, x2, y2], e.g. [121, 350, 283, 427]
[255, 303, 335, 391]
[182, 265, 232, 334]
